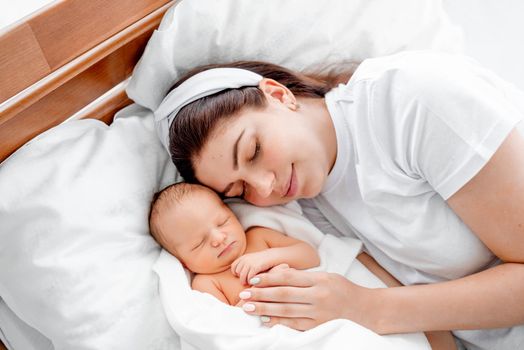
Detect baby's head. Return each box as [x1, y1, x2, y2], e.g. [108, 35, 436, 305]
[149, 183, 247, 274]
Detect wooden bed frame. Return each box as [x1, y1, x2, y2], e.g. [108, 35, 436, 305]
[0, 0, 175, 347]
[0, 0, 175, 163]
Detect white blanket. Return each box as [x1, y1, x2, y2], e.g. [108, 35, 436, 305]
[153, 200, 430, 350]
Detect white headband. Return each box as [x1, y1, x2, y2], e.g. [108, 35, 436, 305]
[154, 68, 263, 154]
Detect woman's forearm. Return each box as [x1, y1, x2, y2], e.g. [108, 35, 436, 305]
[356, 253, 457, 349]
[371, 262, 524, 334]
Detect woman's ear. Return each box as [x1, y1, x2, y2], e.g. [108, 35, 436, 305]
[258, 78, 297, 110]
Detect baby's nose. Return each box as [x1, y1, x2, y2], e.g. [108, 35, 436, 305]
[210, 229, 226, 247]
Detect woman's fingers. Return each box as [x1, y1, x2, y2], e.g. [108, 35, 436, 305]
[240, 286, 311, 304]
[260, 316, 317, 331]
[250, 268, 314, 288]
[247, 268, 258, 285]
[238, 270, 378, 332]
[242, 300, 311, 318]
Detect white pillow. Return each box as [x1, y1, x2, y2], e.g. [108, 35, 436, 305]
[127, 0, 464, 110]
[0, 105, 181, 350]
[0, 297, 53, 350]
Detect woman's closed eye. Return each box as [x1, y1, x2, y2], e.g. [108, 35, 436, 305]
[249, 140, 260, 163]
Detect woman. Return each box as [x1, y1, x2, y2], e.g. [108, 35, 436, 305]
[154, 51, 524, 349]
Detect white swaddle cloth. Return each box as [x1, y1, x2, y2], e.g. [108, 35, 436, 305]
[153, 200, 430, 350]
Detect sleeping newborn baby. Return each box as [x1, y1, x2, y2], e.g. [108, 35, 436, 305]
[148, 182, 320, 305]
[149, 182, 456, 350]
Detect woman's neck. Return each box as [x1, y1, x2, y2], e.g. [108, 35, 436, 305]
[298, 97, 338, 174]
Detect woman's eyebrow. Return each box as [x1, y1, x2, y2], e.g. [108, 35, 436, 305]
[220, 129, 245, 195]
[232, 129, 245, 171]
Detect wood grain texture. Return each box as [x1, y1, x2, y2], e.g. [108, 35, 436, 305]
[0, 31, 151, 162]
[0, 0, 174, 162]
[29, 0, 170, 70]
[0, 23, 50, 101]
[73, 86, 132, 125]
[0, 0, 171, 103]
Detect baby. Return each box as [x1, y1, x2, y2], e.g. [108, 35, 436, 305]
[149, 182, 457, 350]
[148, 182, 320, 305]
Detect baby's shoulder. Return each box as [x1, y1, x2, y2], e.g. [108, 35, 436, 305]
[192, 271, 233, 293]
[191, 272, 217, 287]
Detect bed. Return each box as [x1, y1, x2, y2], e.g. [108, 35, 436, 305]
[1, 0, 522, 349]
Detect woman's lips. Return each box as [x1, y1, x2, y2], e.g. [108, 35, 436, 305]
[285, 165, 298, 197]
[218, 241, 235, 258]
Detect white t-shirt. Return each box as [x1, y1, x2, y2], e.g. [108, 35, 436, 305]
[302, 51, 524, 350]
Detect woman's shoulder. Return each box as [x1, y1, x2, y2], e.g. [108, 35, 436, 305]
[349, 50, 480, 89]
[344, 50, 495, 109]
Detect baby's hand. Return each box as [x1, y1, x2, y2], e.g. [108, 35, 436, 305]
[231, 252, 275, 285]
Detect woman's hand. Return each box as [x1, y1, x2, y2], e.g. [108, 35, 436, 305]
[238, 267, 378, 331]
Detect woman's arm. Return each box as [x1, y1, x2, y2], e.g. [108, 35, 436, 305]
[375, 262, 524, 333]
[375, 128, 524, 333]
[447, 129, 524, 262]
[239, 130, 524, 333]
[357, 253, 457, 350]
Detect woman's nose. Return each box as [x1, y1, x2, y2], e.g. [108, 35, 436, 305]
[249, 171, 275, 198]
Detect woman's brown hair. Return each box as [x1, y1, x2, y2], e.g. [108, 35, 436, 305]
[168, 61, 353, 183]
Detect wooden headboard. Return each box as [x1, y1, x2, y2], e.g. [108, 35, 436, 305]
[0, 0, 175, 163]
[0, 0, 174, 348]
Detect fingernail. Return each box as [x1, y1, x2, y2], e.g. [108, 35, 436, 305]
[243, 303, 255, 312]
[239, 291, 251, 299]
[249, 277, 260, 285]
[260, 316, 271, 323]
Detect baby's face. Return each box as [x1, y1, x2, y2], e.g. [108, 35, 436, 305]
[160, 189, 247, 274]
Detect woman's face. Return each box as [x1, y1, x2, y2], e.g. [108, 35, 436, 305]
[193, 92, 334, 206]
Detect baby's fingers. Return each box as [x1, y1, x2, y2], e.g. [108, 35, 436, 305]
[239, 265, 251, 286]
[231, 259, 240, 276]
[247, 267, 261, 285]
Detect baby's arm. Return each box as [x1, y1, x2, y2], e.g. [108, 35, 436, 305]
[357, 253, 457, 350]
[256, 227, 320, 269]
[232, 226, 320, 284]
[192, 274, 229, 304]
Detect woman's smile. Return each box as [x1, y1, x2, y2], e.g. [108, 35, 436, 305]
[284, 164, 298, 198]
